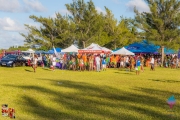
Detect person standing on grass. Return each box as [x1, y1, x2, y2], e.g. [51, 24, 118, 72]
[82, 53, 87, 70]
[125, 56, 130, 71]
[102, 57, 107, 71]
[42, 54, 47, 67]
[106, 55, 110, 68]
[79, 57, 84, 72]
[119, 56, 124, 69]
[135, 57, 141, 75]
[140, 56, 144, 72]
[95, 54, 101, 72]
[89, 55, 94, 71]
[93, 54, 96, 71]
[69, 57, 73, 70]
[63, 54, 67, 70]
[129, 56, 133, 71]
[72, 57, 76, 71]
[32, 54, 38, 73]
[150, 56, 155, 71]
[52, 54, 56, 71]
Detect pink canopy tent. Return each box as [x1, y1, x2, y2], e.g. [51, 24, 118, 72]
[78, 43, 112, 53]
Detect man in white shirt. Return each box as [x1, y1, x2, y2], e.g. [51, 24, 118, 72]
[150, 56, 155, 70]
[95, 55, 101, 72]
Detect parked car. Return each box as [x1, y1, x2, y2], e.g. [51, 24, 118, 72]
[0, 54, 27, 67]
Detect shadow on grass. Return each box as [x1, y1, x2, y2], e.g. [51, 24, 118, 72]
[42, 68, 52, 71]
[3, 79, 180, 120]
[148, 79, 180, 83]
[114, 71, 134, 75]
[24, 69, 33, 72]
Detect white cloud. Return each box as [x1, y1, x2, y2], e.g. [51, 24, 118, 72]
[96, 7, 106, 14]
[0, 17, 25, 31]
[0, 0, 21, 12]
[0, 17, 26, 49]
[0, 0, 46, 13]
[126, 0, 150, 13]
[0, 31, 24, 49]
[23, 0, 46, 12]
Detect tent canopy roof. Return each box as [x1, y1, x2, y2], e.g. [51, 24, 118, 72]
[61, 45, 79, 52]
[125, 40, 158, 53]
[114, 40, 177, 54]
[79, 43, 112, 53]
[112, 47, 135, 55]
[22, 49, 35, 53]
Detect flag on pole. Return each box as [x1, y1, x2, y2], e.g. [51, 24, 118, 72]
[53, 46, 60, 59]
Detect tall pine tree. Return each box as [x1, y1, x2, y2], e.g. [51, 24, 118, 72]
[134, 0, 180, 63]
[104, 8, 138, 49]
[21, 14, 74, 49]
[66, 0, 103, 48]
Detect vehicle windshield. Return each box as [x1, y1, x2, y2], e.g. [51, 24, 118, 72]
[21, 53, 31, 57]
[3, 55, 17, 60]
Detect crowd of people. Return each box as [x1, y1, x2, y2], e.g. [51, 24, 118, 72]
[29, 53, 179, 74]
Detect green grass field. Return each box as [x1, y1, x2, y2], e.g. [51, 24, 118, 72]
[0, 66, 180, 120]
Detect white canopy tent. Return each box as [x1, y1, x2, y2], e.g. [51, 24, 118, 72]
[61, 45, 79, 53]
[78, 43, 112, 53]
[111, 47, 135, 55]
[22, 49, 35, 53]
[102, 47, 112, 53]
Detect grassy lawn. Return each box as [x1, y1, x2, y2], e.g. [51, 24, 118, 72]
[0, 66, 180, 120]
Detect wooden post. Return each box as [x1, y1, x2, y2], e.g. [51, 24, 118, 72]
[83, 41, 85, 49]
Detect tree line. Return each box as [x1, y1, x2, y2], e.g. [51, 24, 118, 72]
[20, 0, 139, 50]
[21, 0, 180, 60]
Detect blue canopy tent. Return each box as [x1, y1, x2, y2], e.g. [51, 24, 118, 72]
[114, 40, 177, 54]
[125, 40, 158, 53]
[51, 48, 61, 52]
[43, 48, 61, 54]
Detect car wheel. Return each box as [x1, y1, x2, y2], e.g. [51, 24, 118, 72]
[12, 63, 16, 67]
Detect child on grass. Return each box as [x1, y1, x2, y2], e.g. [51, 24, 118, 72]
[136, 57, 141, 75]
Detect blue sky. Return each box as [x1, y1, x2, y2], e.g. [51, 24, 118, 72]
[0, 0, 149, 49]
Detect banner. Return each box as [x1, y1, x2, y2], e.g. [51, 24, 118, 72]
[78, 50, 111, 53]
[78, 50, 102, 53]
